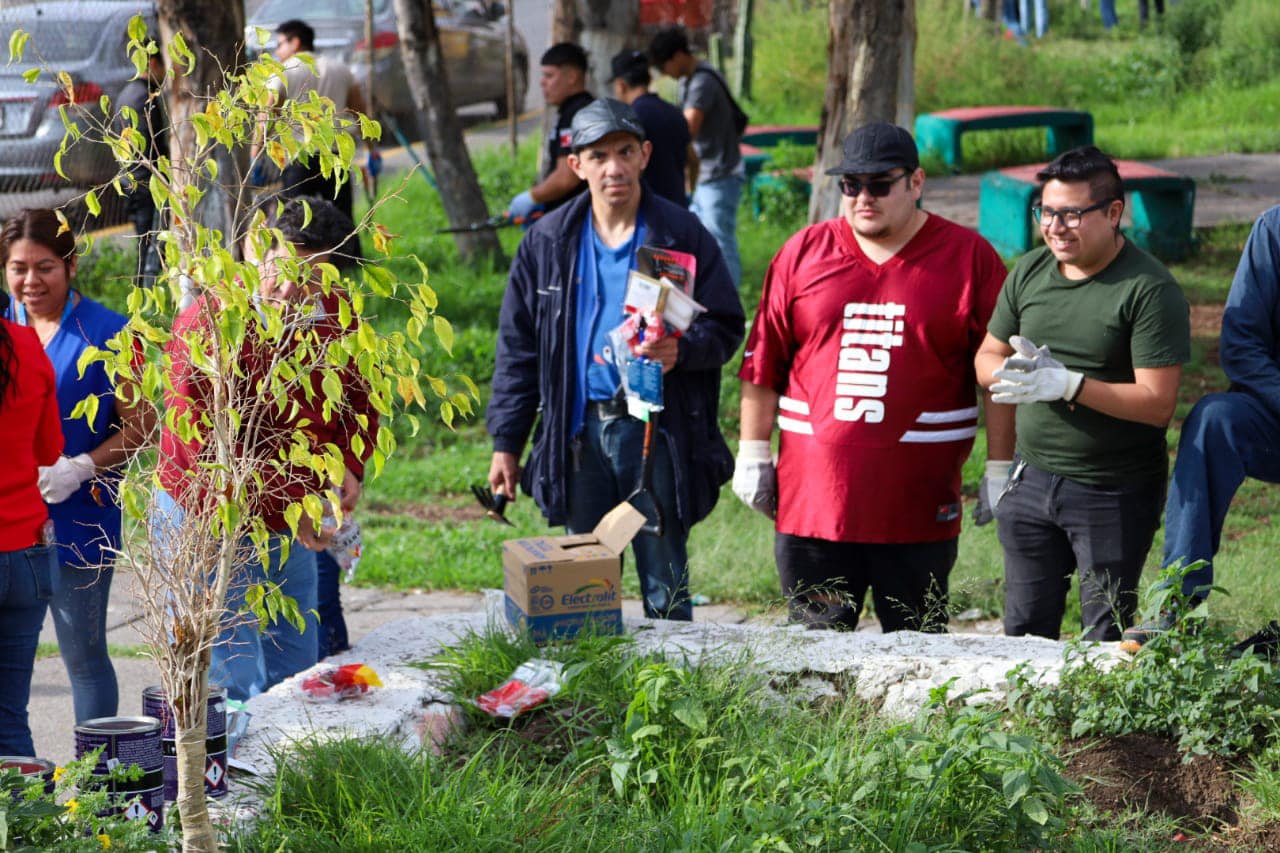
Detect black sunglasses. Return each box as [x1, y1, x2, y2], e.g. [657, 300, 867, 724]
[839, 172, 909, 199]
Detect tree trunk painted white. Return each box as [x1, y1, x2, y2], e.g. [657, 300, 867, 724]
[578, 0, 637, 96]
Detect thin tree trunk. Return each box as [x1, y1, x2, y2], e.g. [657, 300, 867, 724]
[393, 0, 502, 262]
[579, 0, 636, 96]
[809, 0, 915, 224]
[171, 667, 212, 853]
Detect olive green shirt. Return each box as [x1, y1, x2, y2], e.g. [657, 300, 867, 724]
[987, 241, 1190, 485]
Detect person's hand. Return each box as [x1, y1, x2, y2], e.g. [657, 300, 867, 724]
[506, 191, 543, 224]
[972, 459, 1012, 526]
[367, 149, 383, 178]
[488, 451, 521, 503]
[297, 519, 332, 551]
[732, 440, 776, 519]
[38, 453, 95, 504]
[339, 467, 362, 513]
[991, 334, 1083, 404]
[635, 336, 679, 373]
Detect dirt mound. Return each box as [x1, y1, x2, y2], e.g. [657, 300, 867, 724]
[1064, 734, 1237, 828]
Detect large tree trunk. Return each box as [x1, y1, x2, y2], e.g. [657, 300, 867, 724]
[155, 0, 244, 249]
[578, 0, 637, 95]
[809, 0, 916, 224]
[393, 0, 502, 262]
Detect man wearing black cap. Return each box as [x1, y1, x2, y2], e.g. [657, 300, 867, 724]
[734, 122, 1013, 633]
[506, 42, 595, 221]
[487, 98, 744, 622]
[648, 27, 745, 286]
[607, 49, 691, 207]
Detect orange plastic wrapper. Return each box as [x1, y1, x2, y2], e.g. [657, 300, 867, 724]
[300, 663, 383, 702]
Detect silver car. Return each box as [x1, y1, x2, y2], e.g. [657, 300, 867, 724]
[245, 0, 529, 138]
[0, 0, 155, 193]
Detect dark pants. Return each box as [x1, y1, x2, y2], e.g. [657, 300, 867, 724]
[998, 461, 1164, 641]
[1162, 392, 1280, 598]
[126, 190, 160, 286]
[315, 550, 350, 660]
[568, 405, 691, 621]
[279, 160, 363, 265]
[774, 533, 956, 632]
[0, 544, 54, 756]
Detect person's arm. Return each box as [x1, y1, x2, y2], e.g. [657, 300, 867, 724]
[1221, 209, 1280, 416]
[1072, 365, 1182, 428]
[983, 389, 1016, 459]
[740, 381, 779, 442]
[685, 142, 699, 194]
[84, 388, 155, 470]
[528, 156, 582, 206]
[975, 332, 1014, 389]
[683, 106, 705, 139]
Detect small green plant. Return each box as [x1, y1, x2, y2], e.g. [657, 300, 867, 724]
[0, 750, 168, 851]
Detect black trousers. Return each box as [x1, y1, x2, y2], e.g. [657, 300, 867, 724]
[774, 533, 957, 633]
[997, 461, 1164, 642]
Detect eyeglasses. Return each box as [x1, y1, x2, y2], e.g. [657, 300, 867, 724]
[839, 172, 908, 198]
[1032, 199, 1114, 229]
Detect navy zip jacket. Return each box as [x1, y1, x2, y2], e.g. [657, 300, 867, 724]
[487, 188, 745, 530]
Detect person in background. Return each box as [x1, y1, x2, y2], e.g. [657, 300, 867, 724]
[3, 208, 153, 724]
[506, 42, 594, 222]
[0, 286, 63, 755]
[648, 27, 745, 287]
[735, 123, 1011, 633]
[114, 49, 167, 286]
[975, 146, 1189, 642]
[607, 49, 691, 207]
[1138, 0, 1165, 28]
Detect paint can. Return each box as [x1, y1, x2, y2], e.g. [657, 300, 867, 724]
[142, 685, 228, 800]
[74, 716, 164, 831]
[0, 756, 56, 796]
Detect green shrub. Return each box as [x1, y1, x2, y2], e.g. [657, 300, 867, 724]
[1210, 0, 1280, 87]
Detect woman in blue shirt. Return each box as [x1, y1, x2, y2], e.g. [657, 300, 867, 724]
[2, 208, 152, 723]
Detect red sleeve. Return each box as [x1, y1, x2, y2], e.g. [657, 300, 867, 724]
[738, 231, 803, 392]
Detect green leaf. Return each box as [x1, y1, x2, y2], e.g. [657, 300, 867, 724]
[8, 29, 29, 63]
[630, 724, 663, 741]
[672, 697, 708, 733]
[84, 188, 101, 217]
[21, 67, 38, 83]
[433, 315, 454, 354]
[1021, 795, 1049, 825]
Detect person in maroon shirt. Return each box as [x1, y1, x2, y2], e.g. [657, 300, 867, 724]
[153, 198, 377, 701]
[0, 313, 63, 755]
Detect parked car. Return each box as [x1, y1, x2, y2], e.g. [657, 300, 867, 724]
[0, 0, 155, 193]
[245, 0, 529, 139]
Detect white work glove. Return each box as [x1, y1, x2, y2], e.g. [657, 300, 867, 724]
[732, 440, 776, 520]
[990, 334, 1084, 404]
[972, 459, 1012, 527]
[37, 453, 96, 504]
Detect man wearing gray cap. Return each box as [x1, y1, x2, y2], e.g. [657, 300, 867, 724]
[734, 122, 1012, 632]
[486, 98, 744, 621]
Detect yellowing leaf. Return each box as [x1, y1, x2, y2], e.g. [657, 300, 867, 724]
[9, 29, 29, 63]
[433, 315, 454, 355]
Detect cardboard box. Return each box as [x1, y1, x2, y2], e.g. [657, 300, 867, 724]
[502, 502, 646, 642]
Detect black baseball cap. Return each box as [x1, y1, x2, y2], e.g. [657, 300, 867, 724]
[541, 42, 588, 71]
[648, 27, 689, 65]
[824, 122, 920, 176]
[570, 98, 646, 150]
[607, 49, 649, 83]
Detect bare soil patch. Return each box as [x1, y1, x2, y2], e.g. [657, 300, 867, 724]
[369, 501, 487, 523]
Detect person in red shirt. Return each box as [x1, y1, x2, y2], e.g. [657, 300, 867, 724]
[735, 123, 1014, 632]
[0, 310, 64, 755]
[154, 197, 377, 701]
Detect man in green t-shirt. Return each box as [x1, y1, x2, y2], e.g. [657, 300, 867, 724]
[974, 146, 1190, 642]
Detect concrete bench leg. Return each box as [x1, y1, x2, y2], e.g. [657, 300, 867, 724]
[914, 115, 964, 172]
[978, 172, 1038, 257]
[1046, 117, 1094, 157]
[1129, 183, 1196, 261]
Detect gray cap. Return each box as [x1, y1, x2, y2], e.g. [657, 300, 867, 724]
[570, 98, 646, 150]
[824, 122, 919, 176]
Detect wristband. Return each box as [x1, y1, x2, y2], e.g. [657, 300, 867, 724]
[737, 440, 772, 462]
[1066, 374, 1085, 403]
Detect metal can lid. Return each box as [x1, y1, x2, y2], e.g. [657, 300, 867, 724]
[75, 715, 163, 735]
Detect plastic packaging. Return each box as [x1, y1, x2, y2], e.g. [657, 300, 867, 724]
[475, 659, 566, 718]
[300, 663, 383, 702]
[326, 518, 364, 582]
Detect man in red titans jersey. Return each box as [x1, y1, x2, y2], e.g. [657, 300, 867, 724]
[734, 123, 1014, 631]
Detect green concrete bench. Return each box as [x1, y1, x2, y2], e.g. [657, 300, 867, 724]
[740, 125, 818, 149]
[914, 106, 1093, 172]
[978, 159, 1196, 261]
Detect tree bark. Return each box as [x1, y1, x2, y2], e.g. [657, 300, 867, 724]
[154, 0, 245, 248]
[393, 0, 502, 262]
[809, 0, 916, 224]
[578, 0, 637, 95]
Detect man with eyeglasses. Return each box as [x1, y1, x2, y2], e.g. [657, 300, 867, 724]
[734, 122, 1011, 632]
[974, 146, 1190, 642]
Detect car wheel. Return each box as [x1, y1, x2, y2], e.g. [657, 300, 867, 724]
[494, 60, 527, 120]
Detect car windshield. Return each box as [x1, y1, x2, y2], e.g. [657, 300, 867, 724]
[255, 0, 394, 18]
[2, 19, 100, 64]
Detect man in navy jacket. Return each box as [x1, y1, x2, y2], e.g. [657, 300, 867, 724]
[486, 98, 744, 621]
[1124, 204, 1280, 649]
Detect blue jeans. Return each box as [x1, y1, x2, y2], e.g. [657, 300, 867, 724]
[50, 563, 118, 723]
[315, 550, 350, 660]
[1163, 392, 1280, 599]
[1099, 0, 1118, 28]
[0, 543, 55, 756]
[152, 490, 319, 702]
[998, 461, 1163, 641]
[690, 173, 743, 288]
[568, 407, 692, 621]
